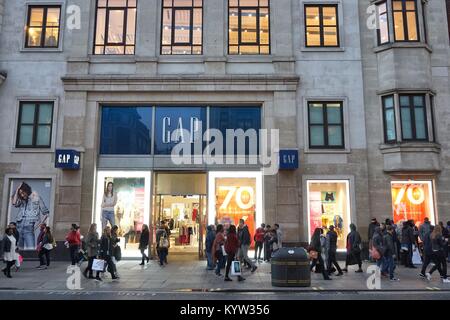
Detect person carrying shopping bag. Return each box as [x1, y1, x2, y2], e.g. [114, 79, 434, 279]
[224, 225, 245, 282]
[84, 223, 101, 279]
[37, 227, 54, 269]
[99, 226, 118, 280]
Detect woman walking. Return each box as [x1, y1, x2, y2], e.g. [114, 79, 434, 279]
[224, 225, 245, 282]
[139, 224, 150, 265]
[99, 226, 118, 280]
[66, 224, 81, 266]
[2, 228, 17, 278]
[37, 227, 54, 269]
[156, 222, 169, 266]
[212, 224, 226, 276]
[343, 224, 363, 273]
[309, 228, 331, 280]
[427, 225, 450, 283]
[84, 223, 100, 279]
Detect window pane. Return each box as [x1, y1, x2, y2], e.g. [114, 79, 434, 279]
[36, 125, 51, 146]
[162, 9, 172, 45]
[172, 46, 192, 54]
[44, 28, 59, 47]
[164, 0, 173, 6]
[192, 46, 202, 54]
[193, 8, 202, 45]
[46, 8, 60, 27]
[322, 6, 337, 26]
[385, 108, 396, 141]
[260, 0, 268, 6]
[310, 126, 325, 146]
[413, 95, 424, 107]
[19, 126, 34, 146]
[326, 104, 341, 124]
[29, 8, 44, 26]
[306, 27, 320, 46]
[38, 104, 53, 124]
[239, 45, 259, 54]
[394, 12, 405, 40]
[384, 96, 394, 108]
[126, 9, 136, 45]
[240, 0, 258, 6]
[323, 27, 338, 46]
[108, 10, 125, 43]
[98, 0, 107, 6]
[378, 3, 389, 44]
[400, 96, 410, 107]
[414, 107, 426, 139]
[95, 9, 106, 45]
[229, 45, 238, 54]
[125, 46, 135, 54]
[260, 9, 269, 45]
[406, 11, 418, 40]
[21, 104, 36, 124]
[100, 107, 152, 155]
[109, 0, 127, 7]
[174, 0, 192, 6]
[328, 125, 343, 146]
[393, 0, 403, 11]
[401, 107, 413, 139]
[27, 28, 43, 47]
[229, 0, 238, 6]
[162, 46, 172, 54]
[174, 10, 191, 44]
[95, 45, 104, 54]
[405, 0, 416, 11]
[241, 10, 257, 44]
[229, 8, 239, 45]
[306, 7, 320, 26]
[105, 46, 125, 54]
[260, 45, 269, 54]
[309, 104, 323, 124]
[128, 0, 137, 7]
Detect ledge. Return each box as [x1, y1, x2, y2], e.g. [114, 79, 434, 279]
[379, 142, 441, 154]
[373, 42, 432, 54]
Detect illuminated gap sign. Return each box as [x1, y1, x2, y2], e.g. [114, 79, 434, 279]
[279, 150, 299, 170]
[55, 149, 81, 170]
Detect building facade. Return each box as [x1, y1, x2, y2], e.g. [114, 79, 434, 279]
[0, 0, 449, 258]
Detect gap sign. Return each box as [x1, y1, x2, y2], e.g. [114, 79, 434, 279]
[55, 149, 81, 170]
[279, 150, 299, 170]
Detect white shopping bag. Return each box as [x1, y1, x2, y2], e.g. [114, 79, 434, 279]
[412, 248, 422, 265]
[221, 245, 227, 256]
[92, 259, 106, 272]
[231, 260, 242, 276]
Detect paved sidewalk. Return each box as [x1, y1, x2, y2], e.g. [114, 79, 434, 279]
[1, 258, 449, 292]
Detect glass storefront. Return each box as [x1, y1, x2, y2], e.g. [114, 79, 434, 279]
[307, 180, 351, 250]
[391, 181, 436, 225]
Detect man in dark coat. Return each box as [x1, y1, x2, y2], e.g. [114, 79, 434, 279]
[326, 225, 343, 276]
[205, 225, 216, 270]
[383, 225, 399, 281]
[238, 219, 257, 272]
[401, 221, 416, 268]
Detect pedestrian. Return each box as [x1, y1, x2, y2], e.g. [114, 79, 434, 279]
[326, 225, 343, 276]
[372, 226, 385, 272]
[254, 223, 265, 262]
[274, 224, 282, 248]
[383, 225, 399, 281]
[224, 225, 245, 282]
[8, 222, 20, 243]
[419, 218, 432, 243]
[99, 226, 118, 280]
[84, 223, 101, 280]
[37, 226, 54, 269]
[368, 218, 380, 261]
[426, 225, 450, 283]
[35, 223, 46, 268]
[205, 225, 216, 270]
[342, 224, 363, 273]
[263, 224, 272, 262]
[268, 228, 279, 258]
[238, 219, 257, 273]
[139, 224, 150, 266]
[401, 220, 416, 268]
[111, 225, 121, 277]
[419, 225, 434, 279]
[2, 228, 18, 278]
[444, 221, 450, 262]
[66, 224, 81, 266]
[156, 222, 169, 267]
[212, 224, 226, 276]
[309, 228, 331, 280]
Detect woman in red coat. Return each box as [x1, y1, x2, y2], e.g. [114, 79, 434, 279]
[66, 224, 81, 266]
[224, 225, 245, 282]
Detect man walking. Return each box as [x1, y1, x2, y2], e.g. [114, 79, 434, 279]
[254, 223, 265, 262]
[419, 225, 434, 279]
[383, 225, 399, 281]
[326, 225, 343, 276]
[238, 219, 257, 273]
[368, 218, 380, 261]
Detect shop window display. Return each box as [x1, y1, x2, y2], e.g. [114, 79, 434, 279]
[307, 180, 350, 250]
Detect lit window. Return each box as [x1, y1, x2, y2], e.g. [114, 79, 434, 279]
[393, 0, 419, 41]
[25, 6, 61, 48]
[377, 2, 390, 45]
[305, 4, 339, 47]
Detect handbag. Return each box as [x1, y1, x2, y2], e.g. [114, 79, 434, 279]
[114, 245, 122, 261]
[370, 248, 381, 261]
[159, 236, 169, 249]
[309, 250, 319, 260]
[231, 260, 242, 276]
[15, 254, 23, 268]
[92, 259, 106, 272]
[43, 243, 54, 251]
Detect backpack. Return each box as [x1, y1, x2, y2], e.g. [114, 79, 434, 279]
[159, 232, 169, 248]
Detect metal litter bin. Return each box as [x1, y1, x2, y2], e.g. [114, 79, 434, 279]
[271, 247, 311, 287]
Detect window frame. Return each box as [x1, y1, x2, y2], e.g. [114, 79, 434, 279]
[160, 0, 203, 55]
[377, 1, 390, 45]
[399, 94, 428, 142]
[228, 0, 271, 55]
[304, 4, 340, 48]
[382, 95, 397, 144]
[93, 0, 137, 55]
[25, 5, 62, 49]
[392, 0, 420, 42]
[446, 0, 450, 43]
[307, 101, 345, 149]
[16, 101, 54, 149]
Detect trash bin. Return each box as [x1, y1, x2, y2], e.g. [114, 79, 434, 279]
[271, 247, 311, 287]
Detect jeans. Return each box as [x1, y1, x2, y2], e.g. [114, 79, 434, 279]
[101, 210, 115, 230]
[158, 247, 168, 266]
[239, 245, 255, 268]
[17, 223, 35, 250]
[384, 255, 396, 279]
[104, 255, 116, 277]
[140, 247, 148, 263]
[430, 251, 447, 279]
[327, 251, 342, 274]
[377, 256, 385, 270]
[38, 248, 51, 266]
[69, 245, 79, 266]
[254, 242, 263, 260]
[215, 251, 226, 275]
[206, 250, 214, 269]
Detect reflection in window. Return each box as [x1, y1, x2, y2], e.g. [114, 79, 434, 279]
[94, 0, 137, 55]
[377, 2, 390, 45]
[382, 95, 397, 143]
[100, 106, 152, 154]
[400, 95, 427, 141]
[228, 0, 270, 55]
[305, 4, 339, 47]
[308, 102, 344, 148]
[393, 0, 419, 41]
[25, 6, 61, 48]
[161, 0, 203, 55]
[16, 102, 54, 148]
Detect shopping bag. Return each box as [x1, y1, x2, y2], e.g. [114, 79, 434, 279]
[15, 255, 23, 268]
[231, 260, 242, 276]
[412, 247, 422, 265]
[92, 259, 106, 272]
[221, 245, 227, 256]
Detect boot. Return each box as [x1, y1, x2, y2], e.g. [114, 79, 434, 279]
[146, 256, 150, 263]
[238, 275, 246, 282]
[139, 258, 145, 266]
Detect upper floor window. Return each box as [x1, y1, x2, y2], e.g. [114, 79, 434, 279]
[382, 95, 396, 143]
[16, 102, 54, 148]
[305, 4, 339, 47]
[400, 95, 427, 141]
[377, 2, 390, 45]
[161, 0, 203, 55]
[228, 0, 270, 55]
[393, 0, 419, 42]
[308, 102, 344, 149]
[25, 6, 61, 48]
[94, 0, 137, 55]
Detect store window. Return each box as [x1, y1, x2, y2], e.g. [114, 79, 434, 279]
[16, 102, 53, 148]
[377, 2, 390, 45]
[400, 95, 427, 141]
[382, 95, 397, 143]
[391, 181, 435, 225]
[304, 4, 339, 47]
[209, 107, 261, 155]
[392, 0, 419, 42]
[25, 6, 61, 48]
[100, 106, 152, 155]
[94, 0, 137, 55]
[308, 102, 344, 149]
[307, 180, 351, 251]
[161, 0, 203, 55]
[154, 106, 206, 155]
[228, 0, 270, 55]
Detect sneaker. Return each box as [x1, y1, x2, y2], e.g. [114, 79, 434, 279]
[251, 266, 257, 273]
[419, 273, 426, 279]
[35, 265, 44, 269]
[238, 276, 246, 282]
[355, 269, 363, 273]
[426, 273, 432, 281]
[95, 277, 103, 282]
[37, 266, 47, 270]
[390, 278, 400, 282]
[224, 277, 232, 282]
[442, 278, 450, 283]
[342, 268, 348, 273]
[336, 272, 343, 276]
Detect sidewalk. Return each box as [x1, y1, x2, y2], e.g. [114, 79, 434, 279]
[1, 258, 449, 292]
